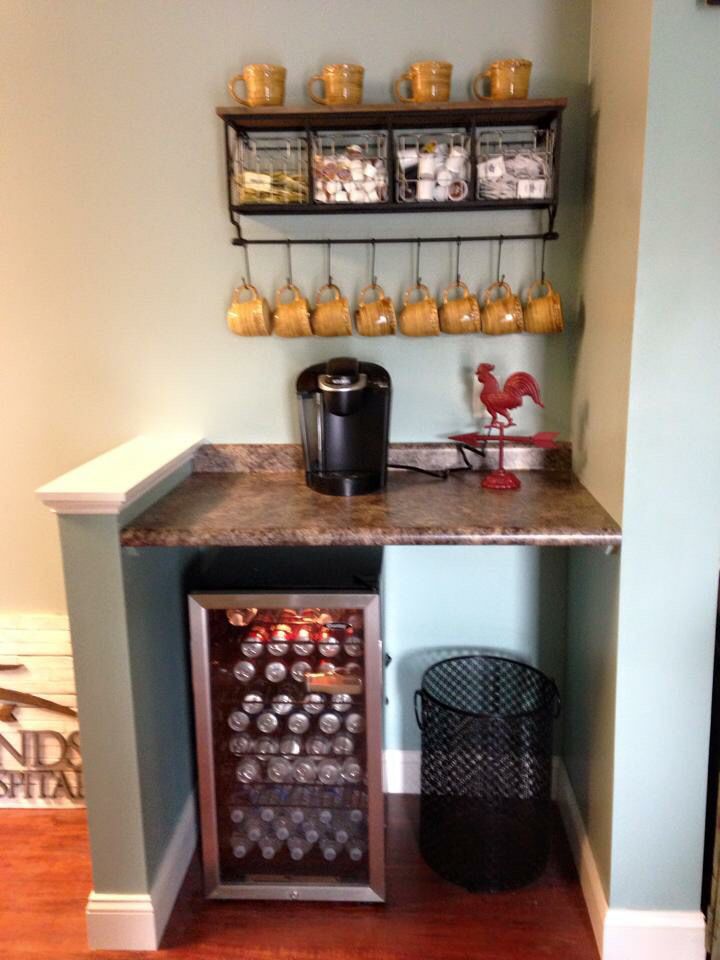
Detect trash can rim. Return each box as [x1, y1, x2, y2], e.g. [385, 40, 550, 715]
[420, 654, 559, 720]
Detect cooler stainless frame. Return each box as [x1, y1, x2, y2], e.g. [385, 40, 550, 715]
[189, 591, 385, 903]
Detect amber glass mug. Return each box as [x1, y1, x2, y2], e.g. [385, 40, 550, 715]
[307, 64, 364, 105]
[399, 283, 440, 336]
[523, 279, 564, 334]
[472, 59, 532, 100]
[394, 61, 452, 103]
[439, 282, 481, 334]
[273, 284, 312, 337]
[228, 64, 286, 107]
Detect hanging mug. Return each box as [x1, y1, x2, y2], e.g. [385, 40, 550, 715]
[439, 281, 481, 334]
[481, 280, 524, 335]
[472, 59, 532, 100]
[355, 284, 397, 336]
[523, 279, 564, 334]
[399, 283, 440, 336]
[226, 283, 272, 336]
[311, 283, 352, 337]
[273, 284, 312, 337]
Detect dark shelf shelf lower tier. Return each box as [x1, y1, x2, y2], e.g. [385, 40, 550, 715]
[230, 199, 555, 217]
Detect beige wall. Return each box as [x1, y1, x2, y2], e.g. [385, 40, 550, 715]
[571, 0, 653, 522]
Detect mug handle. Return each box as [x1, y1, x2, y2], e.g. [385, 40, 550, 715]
[394, 72, 415, 103]
[358, 283, 384, 305]
[233, 282, 260, 302]
[275, 282, 302, 306]
[482, 279, 512, 304]
[471, 70, 493, 100]
[403, 283, 431, 306]
[228, 74, 250, 106]
[307, 74, 328, 105]
[315, 282, 341, 304]
[442, 280, 470, 303]
[528, 279, 555, 302]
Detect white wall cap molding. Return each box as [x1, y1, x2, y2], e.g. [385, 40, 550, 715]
[36, 435, 203, 515]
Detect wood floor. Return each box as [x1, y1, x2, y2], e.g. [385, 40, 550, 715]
[0, 796, 598, 960]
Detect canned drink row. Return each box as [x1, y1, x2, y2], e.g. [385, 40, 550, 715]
[231, 804, 365, 830]
[229, 730, 360, 758]
[240, 635, 364, 659]
[233, 659, 362, 684]
[229, 705, 364, 734]
[236, 755, 363, 786]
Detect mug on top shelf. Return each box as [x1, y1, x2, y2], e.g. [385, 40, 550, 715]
[394, 61, 452, 104]
[307, 64, 364, 106]
[228, 64, 286, 107]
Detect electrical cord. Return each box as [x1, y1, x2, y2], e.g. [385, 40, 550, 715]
[388, 443, 485, 480]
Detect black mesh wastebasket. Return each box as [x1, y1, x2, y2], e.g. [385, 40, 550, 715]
[414, 654, 560, 892]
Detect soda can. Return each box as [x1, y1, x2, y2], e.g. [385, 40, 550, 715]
[267, 640, 289, 657]
[265, 661, 287, 683]
[318, 637, 341, 658]
[240, 641, 264, 659]
[229, 733, 253, 755]
[271, 691, 294, 716]
[293, 758, 317, 784]
[256, 711, 279, 734]
[242, 692, 264, 715]
[228, 710, 250, 732]
[332, 733, 355, 756]
[267, 757, 293, 784]
[235, 758, 261, 783]
[287, 712, 310, 735]
[279, 734, 303, 756]
[344, 639, 364, 658]
[292, 641, 315, 657]
[290, 660, 312, 683]
[306, 734, 331, 756]
[254, 736, 279, 755]
[233, 660, 256, 684]
[341, 758, 363, 784]
[345, 712, 364, 734]
[331, 693, 353, 713]
[317, 759, 341, 785]
[303, 693, 325, 715]
[318, 712, 341, 735]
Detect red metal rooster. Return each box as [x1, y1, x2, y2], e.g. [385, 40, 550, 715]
[474, 363, 545, 490]
[475, 363, 544, 428]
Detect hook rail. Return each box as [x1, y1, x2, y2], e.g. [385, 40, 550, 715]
[231, 230, 559, 248]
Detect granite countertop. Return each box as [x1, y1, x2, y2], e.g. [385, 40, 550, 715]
[120, 444, 621, 549]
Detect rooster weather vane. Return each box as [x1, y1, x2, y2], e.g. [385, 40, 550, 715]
[450, 363, 557, 491]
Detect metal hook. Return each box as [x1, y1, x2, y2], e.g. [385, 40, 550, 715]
[496, 235, 505, 284]
[327, 239, 333, 287]
[416, 238, 422, 286]
[286, 239, 293, 286]
[541, 236, 547, 284]
[455, 236, 461, 285]
[242, 244, 251, 286]
[370, 239, 377, 287]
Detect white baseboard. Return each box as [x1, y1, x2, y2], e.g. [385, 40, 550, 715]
[556, 760, 706, 960]
[383, 749, 420, 793]
[86, 791, 196, 951]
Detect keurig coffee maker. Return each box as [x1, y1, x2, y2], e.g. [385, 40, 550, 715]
[297, 357, 391, 496]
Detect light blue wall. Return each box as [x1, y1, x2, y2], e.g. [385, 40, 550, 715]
[384, 546, 567, 750]
[608, 0, 720, 911]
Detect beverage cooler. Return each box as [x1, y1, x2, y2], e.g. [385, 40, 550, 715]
[189, 591, 384, 902]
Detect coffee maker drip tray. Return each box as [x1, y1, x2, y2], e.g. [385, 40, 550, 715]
[307, 470, 384, 497]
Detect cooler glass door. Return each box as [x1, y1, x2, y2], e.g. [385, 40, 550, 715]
[188, 592, 384, 902]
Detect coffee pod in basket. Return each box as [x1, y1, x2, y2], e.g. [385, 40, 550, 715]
[273, 284, 313, 338]
[310, 283, 352, 337]
[523, 279, 564, 334]
[439, 281, 481, 334]
[399, 283, 440, 336]
[480, 280, 524, 335]
[227, 283, 272, 336]
[355, 284, 397, 336]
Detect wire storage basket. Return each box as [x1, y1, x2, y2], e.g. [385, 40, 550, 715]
[414, 654, 560, 891]
[312, 131, 389, 205]
[395, 130, 471, 204]
[231, 131, 309, 205]
[475, 126, 555, 201]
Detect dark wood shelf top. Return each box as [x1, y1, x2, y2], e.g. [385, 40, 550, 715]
[217, 98, 567, 130]
[121, 467, 620, 550]
[230, 198, 554, 216]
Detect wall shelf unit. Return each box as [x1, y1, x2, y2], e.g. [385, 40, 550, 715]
[216, 99, 566, 247]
